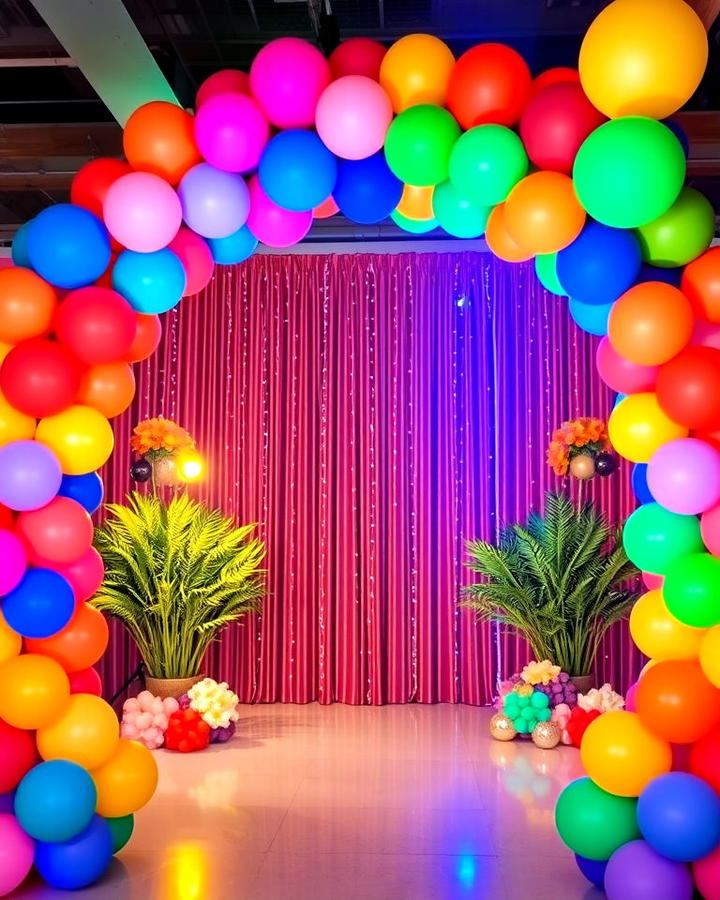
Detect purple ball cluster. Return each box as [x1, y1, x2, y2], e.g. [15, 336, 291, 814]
[210, 721, 236, 744]
[535, 672, 578, 708]
[177, 693, 191, 710]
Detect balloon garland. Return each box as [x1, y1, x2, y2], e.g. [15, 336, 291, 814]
[0, 0, 718, 893]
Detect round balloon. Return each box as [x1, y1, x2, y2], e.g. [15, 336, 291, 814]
[249, 37, 330, 128]
[432, 180, 490, 239]
[609, 282, 693, 366]
[112, 248, 186, 314]
[106, 813, 134, 853]
[656, 346, 720, 431]
[177, 163, 250, 239]
[379, 34, 454, 112]
[0, 653, 70, 729]
[245, 176, 312, 248]
[682, 247, 720, 323]
[636, 659, 720, 743]
[638, 772, 720, 862]
[207, 225, 258, 265]
[568, 298, 613, 337]
[194, 91, 269, 173]
[103, 172, 182, 253]
[27, 205, 111, 290]
[123, 101, 200, 185]
[259, 129, 337, 212]
[396, 184, 434, 222]
[55, 546, 104, 603]
[92, 739, 158, 818]
[629, 589, 706, 662]
[329, 38, 386, 81]
[504, 171, 585, 255]
[55, 286, 136, 364]
[449, 124, 528, 207]
[647, 437, 720, 515]
[333, 152, 403, 225]
[71, 157, 132, 220]
[689, 724, 720, 794]
[69, 667, 103, 697]
[0, 439, 62, 512]
[535, 253, 565, 296]
[384, 105, 460, 187]
[391, 211, 439, 235]
[663, 553, 720, 628]
[0, 719, 37, 793]
[556, 222, 642, 306]
[0, 813, 34, 897]
[25, 602, 109, 672]
[555, 777, 640, 859]
[636, 187, 714, 268]
[608, 392, 688, 463]
[124, 314, 162, 364]
[596, 337, 657, 394]
[315, 76, 393, 161]
[35, 405, 115, 475]
[484, 202, 533, 263]
[0, 338, 84, 418]
[2, 568, 74, 639]
[58, 472, 103, 515]
[622, 502, 704, 574]
[34, 815, 113, 891]
[37, 694, 119, 770]
[447, 42, 531, 129]
[77, 362, 136, 419]
[604, 839, 693, 900]
[0, 529, 26, 595]
[700, 626, 720, 688]
[195, 68, 249, 107]
[0, 266, 57, 343]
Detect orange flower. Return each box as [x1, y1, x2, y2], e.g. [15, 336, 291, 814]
[131, 417, 195, 455]
[546, 415, 610, 475]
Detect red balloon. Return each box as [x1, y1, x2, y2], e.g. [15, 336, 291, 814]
[124, 314, 162, 364]
[25, 602, 109, 672]
[0, 338, 84, 418]
[71, 158, 133, 220]
[520, 82, 606, 174]
[636, 660, 720, 744]
[0, 718, 38, 793]
[168, 228, 214, 297]
[0, 504, 14, 531]
[689, 724, 720, 794]
[682, 246, 720, 324]
[55, 286, 136, 364]
[329, 38, 387, 81]
[196, 69, 249, 108]
[17, 496, 93, 565]
[68, 667, 103, 697]
[53, 546, 105, 603]
[596, 336, 658, 394]
[447, 43, 531, 129]
[530, 66, 579, 97]
[656, 346, 720, 431]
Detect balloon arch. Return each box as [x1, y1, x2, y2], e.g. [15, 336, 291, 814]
[1, 0, 720, 894]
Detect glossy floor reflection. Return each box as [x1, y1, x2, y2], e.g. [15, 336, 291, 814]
[19, 704, 600, 900]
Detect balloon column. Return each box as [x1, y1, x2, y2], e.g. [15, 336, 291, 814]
[0, 0, 717, 892]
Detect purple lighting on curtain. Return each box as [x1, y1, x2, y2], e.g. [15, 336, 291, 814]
[99, 252, 641, 705]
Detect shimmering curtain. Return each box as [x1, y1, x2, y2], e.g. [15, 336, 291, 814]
[99, 252, 641, 705]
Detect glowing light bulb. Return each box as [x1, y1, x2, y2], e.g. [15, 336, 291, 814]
[177, 451, 204, 483]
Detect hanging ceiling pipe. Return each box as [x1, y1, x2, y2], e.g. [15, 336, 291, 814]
[0, 57, 78, 67]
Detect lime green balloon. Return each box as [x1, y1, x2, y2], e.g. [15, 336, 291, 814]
[106, 814, 134, 854]
[555, 778, 640, 860]
[535, 253, 566, 295]
[448, 124, 529, 206]
[391, 210, 439, 234]
[384, 105, 461, 187]
[635, 187, 715, 267]
[573, 117, 686, 228]
[432, 180, 490, 238]
[622, 502, 704, 574]
[663, 552, 720, 628]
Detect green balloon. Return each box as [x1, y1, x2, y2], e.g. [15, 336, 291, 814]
[622, 502, 704, 574]
[635, 187, 715, 267]
[535, 253, 566, 295]
[530, 690, 549, 709]
[573, 117, 686, 229]
[556, 778, 640, 860]
[384, 105, 461, 187]
[663, 552, 720, 628]
[432, 180, 490, 238]
[448, 125, 529, 206]
[390, 210, 440, 234]
[106, 814, 134, 854]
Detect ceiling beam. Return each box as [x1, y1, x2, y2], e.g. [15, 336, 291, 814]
[0, 122, 121, 159]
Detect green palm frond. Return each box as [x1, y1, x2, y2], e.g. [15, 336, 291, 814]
[461, 492, 638, 675]
[93, 492, 265, 678]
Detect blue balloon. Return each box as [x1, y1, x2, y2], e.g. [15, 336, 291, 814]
[334, 152, 403, 225]
[113, 248, 186, 314]
[568, 297, 613, 336]
[636, 263, 683, 286]
[27, 204, 111, 289]
[638, 773, 720, 862]
[35, 815, 113, 891]
[259, 130, 337, 213]
[58, 472, 104, 515]
[557, 222, 642, 306]
[632, 463, 655, 504]
[207, 225, 258, 265]
[2, 568, 74, 638]
[11, 220, 32, 268]
[614, 393, 628, 408]
[15, 760, 97, 843]
[574, 854, 607, 888]
[663, 119, 690, 158]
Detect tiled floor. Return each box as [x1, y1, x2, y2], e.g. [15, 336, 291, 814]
[17, 704, 600, 900]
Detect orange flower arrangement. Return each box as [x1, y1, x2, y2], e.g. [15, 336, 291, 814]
[546, 417, 609, 476]
[131, 417, 195, 460]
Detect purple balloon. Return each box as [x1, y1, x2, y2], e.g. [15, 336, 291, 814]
[178, 163, 250, 239]
[604, 840, 693, 900]
[0, 530, 27, 595]
[647, 437, 720, 516]
[0, 441, 62, 511]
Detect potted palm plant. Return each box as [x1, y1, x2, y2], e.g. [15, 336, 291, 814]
[94, 492, 265, 698]
[462, 492, 638, 691]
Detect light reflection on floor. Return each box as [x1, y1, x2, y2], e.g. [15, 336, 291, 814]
[17, 705, 605, 899]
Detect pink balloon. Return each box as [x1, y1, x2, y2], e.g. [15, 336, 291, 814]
[315, 76, 393, 160]
[246, 175, 312, 248]
[642, 571, 664, 590]
[196, 69, 249, 108]
[596, 337, 658, 394]
[169, 228, 214, 296]
[692, 319, 720, 351]
[194, 92, 270, 173]
[68, 666, 102, 696]
[625, 681, 638, 712]
[0, 529, 26, 595]
[0, 813, 34, 895]
[53, 546, 105, 603]
[103, 172, 182, 253]
[249, 37, 331, 129]
[701, 503, 720, 558]
[16, 496, 93, 565]
[647, 437, 720, 515]
[693, 842, 720, 899]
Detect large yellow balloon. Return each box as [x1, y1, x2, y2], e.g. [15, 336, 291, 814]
[700, 625, 720, 688]
[396, 184, 435, 222]
[35, 404, 114, 475]
[0, 653, 70, 730]
[92, 739, 158, 818]
[0, 388, 36, 447]
[37, 694, 119, 770]
[579, 0, 707, 119]
[608, 393, 688, 463]
[581, 710, 672, 797]
[630, 589, 706, 661]
[379, 34, 455, 112]
[0, 611, 21, 664]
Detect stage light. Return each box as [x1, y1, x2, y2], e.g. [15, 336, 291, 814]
[177, 451, 204, 482]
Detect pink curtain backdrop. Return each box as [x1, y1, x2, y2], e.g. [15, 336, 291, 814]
[98, 251, 642, 705]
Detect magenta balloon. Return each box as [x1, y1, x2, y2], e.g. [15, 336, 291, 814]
[596, 337, 658, 394]
[0, 529, 27, 595]
[701, 503, 720, 557]
[625, 681, 638, 713]
[196, 69, 249, 108]
[17, 496, 93, 565]
[647, 437, 720, 515]
[168, 228, 214, 296]
[0, 813, 34, 896]
[53, 546, 105, 603]
[103, 172, 182, 252]
[194, 92, 269, 173]
[0, 441, 62, 512]
[178, 163, 250, 239]
[315, 76, 393, 160]
[642, 571, 664, 590]
[246, 175, 312, 248]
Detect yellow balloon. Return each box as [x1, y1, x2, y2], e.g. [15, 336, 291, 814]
[35, 404, 114, 475]
[0, 653, 70, 730]
[92, 739, 158, 818]
[396, 184, 435, 222]
[700, 625, 720, 688]
[608, 392, 687, 463]
[640, 658, 660, 678]
[379, 34, 455, 112]
[581, 710, 672, 797]
[630, 589, 706, 661]
[0, 611, 21, 664]
[0, 341, 12, 366]
[579, 0, 707, 119]
[37, 694, 119, 770]
[0, 388, 36, 447]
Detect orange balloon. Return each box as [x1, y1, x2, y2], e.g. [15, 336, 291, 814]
[92, 739, 158, 818]
[37, 694, 119, 770]
[0, 654, 70, 730]
[123, 101, 201, 185]
[25, 604, 109, 673]
[682, 246, 720, 324]
[636, 659, 720, 744]
[124, 314, 162, 364]
[379, 34, 455, 112]
[396, 184, 435, 221]
[609, 282, 694, 366]
[485, 203, 533, 263]
[0, 267, 57, 343]
[504, 171, 585, 255]
[77, 362, 136, 418]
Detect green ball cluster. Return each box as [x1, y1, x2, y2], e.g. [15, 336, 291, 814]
[503, 688, 551, 734]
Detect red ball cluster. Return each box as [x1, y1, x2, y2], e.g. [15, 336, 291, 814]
[566, 707, 601, 748]
[164, 709, 211, 753]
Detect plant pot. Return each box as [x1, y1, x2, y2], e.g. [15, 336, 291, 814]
[571, 674, 594, 694]
[144, 674, 204, 699]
